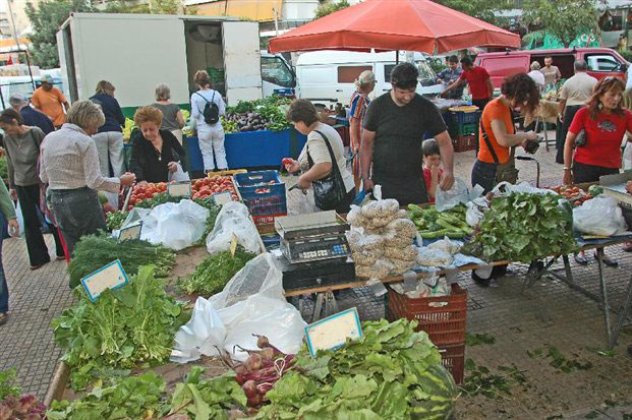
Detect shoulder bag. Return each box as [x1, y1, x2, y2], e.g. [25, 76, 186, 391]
[307, 130, 347, 210]
[480, 118, 519, 185]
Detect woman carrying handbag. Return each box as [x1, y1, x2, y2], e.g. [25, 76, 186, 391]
[284, 100, 355, 213]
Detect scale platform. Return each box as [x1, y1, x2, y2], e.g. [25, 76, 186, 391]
[274, 253, 356, 292]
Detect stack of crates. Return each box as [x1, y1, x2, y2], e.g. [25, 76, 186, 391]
[447, 106, 481, 153]
[387, 284, 467, 384]
[234, 170, 287, 226]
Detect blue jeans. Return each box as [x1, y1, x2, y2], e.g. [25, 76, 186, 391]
[0, 212, 8, 314]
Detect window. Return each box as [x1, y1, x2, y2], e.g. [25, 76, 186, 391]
[337, 66, 371, 83]
[586, 54, 620, 72]
[384, 62, 438, 86]
[261, 56, 295, 87]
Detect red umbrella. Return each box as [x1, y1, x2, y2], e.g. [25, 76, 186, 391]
[269, 0, 520, 53]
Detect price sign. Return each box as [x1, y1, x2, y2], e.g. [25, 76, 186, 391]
[229, 233, 239, 257]
[167, 181, 192, 198]
[212, 191, 233, 206]
[118, 222, 142, 242]
[305, 308, 363, 357]
[81, 260, 129, 302]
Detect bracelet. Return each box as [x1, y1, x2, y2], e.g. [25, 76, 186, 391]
[563, 167, 571, 171]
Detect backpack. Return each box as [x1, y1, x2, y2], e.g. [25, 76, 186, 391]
[195, 91, 220, 125]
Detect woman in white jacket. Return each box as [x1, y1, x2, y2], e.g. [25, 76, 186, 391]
[191, 70, 227, 172]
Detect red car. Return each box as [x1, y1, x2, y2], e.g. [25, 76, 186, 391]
[475, 47, 628, 88]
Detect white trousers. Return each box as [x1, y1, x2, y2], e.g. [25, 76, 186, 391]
[197, 124, 227, 171]
[92, 131, 125, 177]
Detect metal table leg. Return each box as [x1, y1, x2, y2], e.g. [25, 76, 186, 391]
[595, 248, 614, 347]
[609, 274, 632, 348]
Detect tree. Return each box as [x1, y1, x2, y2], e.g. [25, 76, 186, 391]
[521, 0, 599, 48]
[314, 0, 350, 19]
[433, 0, 513, 24]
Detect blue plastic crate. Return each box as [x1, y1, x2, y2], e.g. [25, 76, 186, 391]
[451, 110, 481, 125]
[234, 171, 287, 218]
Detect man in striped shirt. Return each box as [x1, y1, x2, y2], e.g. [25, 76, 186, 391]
[348, 70, 376, 190]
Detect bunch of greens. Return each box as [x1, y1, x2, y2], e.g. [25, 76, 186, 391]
[0, 157, 8, 182]
[461, 192, 578, 263]
[53, 266, 186, 390]
[68, 233, 176, 289]
[47, 372, 165, 419]
[256, 319, 458, 419]
[134, 193, 182, 208]
[166, 367, 247, 419]
[105, 211, 128, 231]
[0, 369, 20, 400]
[178, 248, 256, 295]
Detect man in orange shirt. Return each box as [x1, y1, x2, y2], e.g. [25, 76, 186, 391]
[31, 75, 69, 129]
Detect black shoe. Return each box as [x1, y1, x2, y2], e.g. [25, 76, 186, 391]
[628, 344, 632, 358]
[574, 254, 589, 266]
[471, 271, 491, 287]
[594, 252, 618, 268]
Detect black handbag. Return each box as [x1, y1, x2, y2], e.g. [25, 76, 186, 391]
[480, 116, 519, 185]
[308, 130, 347, 210]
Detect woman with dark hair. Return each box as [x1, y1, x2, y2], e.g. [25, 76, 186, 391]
[471, 73, 541, 194]
[0, 109, 65, 269]
[563, 77, 632, 265]
[284, 99, 355, 213]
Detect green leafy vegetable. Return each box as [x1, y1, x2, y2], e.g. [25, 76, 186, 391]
[178, 248, 256, 295]
[105, 211, 128, 231]
[256, 319, 458, 419]
[46, 372, 166, 419]
[0, 369, 20, 400]
[461, 193, 578, 262]
[52, 266, 185, 390]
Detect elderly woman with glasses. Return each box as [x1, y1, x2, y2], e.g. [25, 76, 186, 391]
[40, 100, 136, 256]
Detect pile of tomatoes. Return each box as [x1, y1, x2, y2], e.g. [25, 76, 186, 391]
[549, 185, 593, 206]
[128, 182, 168, 207]
[192, 176, 239, 201]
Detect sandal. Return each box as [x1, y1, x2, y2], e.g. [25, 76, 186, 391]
[594, 252, 618, 268]
[574, 254, 589, 266]
[623, 242, 632, 253]
[0, 312, 7, 326]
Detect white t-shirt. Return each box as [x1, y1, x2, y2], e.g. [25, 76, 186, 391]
[527, 70, 545, 90]
[626, 64, 632, 90]
[559, 72, 598, 106]
[298, 122, 354, 193]
[190, 89, 226, 128]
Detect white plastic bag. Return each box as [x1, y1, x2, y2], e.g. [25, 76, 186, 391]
[141, 199, 209, 250]
[206, 201, 261, 255]
[573, 195, 628, 236]
[14, 202, 24, 238]
[435, 177, 469, 211]
[287, 188, 318, 215]
[171, 297, 226, 363]
[623, 142, 632, 171]
[169, 163, 191, 182]
[492, 181, 556, 196]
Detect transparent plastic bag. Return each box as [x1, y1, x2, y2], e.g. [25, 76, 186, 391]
[573, 195, 628, 236]
[206, 201, 261, 255]
[435, 177, 469, 211]
[171, 297, 226, 363]
[141, 199, 209, 250]
[168, 162, 190, 182]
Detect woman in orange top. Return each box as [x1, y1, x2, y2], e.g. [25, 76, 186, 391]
[471, 73, 541, 193]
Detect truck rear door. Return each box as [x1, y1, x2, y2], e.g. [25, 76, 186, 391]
[222, 21, 263, 105]
[477, 54, 529, 88]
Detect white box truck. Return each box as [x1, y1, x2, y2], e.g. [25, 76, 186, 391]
[56, 13, 295, 114]
[295, 50, 443, 108]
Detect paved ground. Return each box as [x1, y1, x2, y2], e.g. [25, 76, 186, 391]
[1, 132, 631, 417]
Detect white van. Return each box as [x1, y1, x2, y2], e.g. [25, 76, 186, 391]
[295, 50, 443, 108]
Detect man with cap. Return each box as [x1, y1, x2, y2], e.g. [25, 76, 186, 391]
[30, 75, 69, 129]
[436, 55, 463, 99]
[9, 94, 55, 135]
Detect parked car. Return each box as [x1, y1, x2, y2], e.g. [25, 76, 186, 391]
[295, 50, 443, 108]
[475, 47, 628, 88]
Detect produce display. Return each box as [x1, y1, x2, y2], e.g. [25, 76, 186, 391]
[549, 185, 597, 206]
[346, 199, 418, 279]
[178, 248, 256, 295]
[68, 234, 176, 289]
[106, 211, 128, 231]
[53, 266, 186, 390]
[192, 176, 239, 201]
[0, 369, 46, 420]
[256, 319, 458, 419]
[222, 97, 292, 134]
[462, 192, 578, 263]
[408, 204, 473, 238]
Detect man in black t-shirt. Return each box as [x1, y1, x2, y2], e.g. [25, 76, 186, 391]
[360, 63, 455, 205]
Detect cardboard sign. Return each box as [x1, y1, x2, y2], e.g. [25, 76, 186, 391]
[81, 260, 129, 302]
[212, 191, 233, 206]
[118, 222, 142, 242]
[305, 308, 363, 357]
[167, 181, 192, 198]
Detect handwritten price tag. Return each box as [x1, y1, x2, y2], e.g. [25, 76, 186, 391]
[305, 308, 363, 357]
[81, 260, 129, 302]
[118, 222, 142, 242]
[167, 181, 192, 198]
[230, 233, 239, 257]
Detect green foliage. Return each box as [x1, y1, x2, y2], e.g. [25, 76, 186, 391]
[0, 369, 20, 400]
[0, 157, 8, 183]
[527, 345, 593, 373]
[257, 319, 458, 419]
[315, 0, 351, 19]
[461, 193, 578, 263]
[25, 0, 94, 68]
[178, 248, 256, 295]
[68, 233, 176, 289]
[522, 0, 599, 48]
[52, 266, 185, 390]
[434, 0, 513, 23]
[47, 372, 166, 419]
[462, 359, 528, 399]
[619, 49, 632, 63]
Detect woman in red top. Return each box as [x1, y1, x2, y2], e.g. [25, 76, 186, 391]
[563, 77, 632, 265]
[564, 77, 632, 185]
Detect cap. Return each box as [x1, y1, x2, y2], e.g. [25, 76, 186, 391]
[8, 93, 26, 106]
[355, 70, 376, 87]
[40, 74, 53, 84]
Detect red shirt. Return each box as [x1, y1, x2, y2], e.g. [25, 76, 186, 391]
[569, 107, 632, 169]
[459, 67, 491, 100]
[423, 167, 443, 203]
